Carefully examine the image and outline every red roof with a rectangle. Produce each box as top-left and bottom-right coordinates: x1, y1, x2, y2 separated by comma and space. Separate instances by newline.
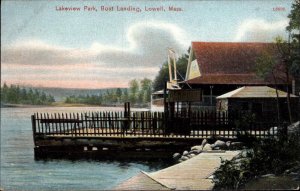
187, 74, 266, 85
186, 42, 287, 85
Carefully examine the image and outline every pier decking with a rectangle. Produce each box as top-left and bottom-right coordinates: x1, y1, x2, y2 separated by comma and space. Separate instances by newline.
114, 151, 240, 190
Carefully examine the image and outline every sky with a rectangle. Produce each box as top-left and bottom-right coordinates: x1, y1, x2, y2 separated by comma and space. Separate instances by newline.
1, 0, 293, 89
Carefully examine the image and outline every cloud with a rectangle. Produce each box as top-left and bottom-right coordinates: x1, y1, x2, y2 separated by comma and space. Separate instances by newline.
1, 63, 159, 88
2, 21, 188, 67
234, 19, 289, 42
92, 21, 188, 68
1, 40, 97, 65
1, 21, 189, 88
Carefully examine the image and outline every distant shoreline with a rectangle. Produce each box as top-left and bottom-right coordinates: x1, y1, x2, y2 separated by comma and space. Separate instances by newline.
1, 103, 115, 108
1, 102, 150, 109
1, 103, 47, 108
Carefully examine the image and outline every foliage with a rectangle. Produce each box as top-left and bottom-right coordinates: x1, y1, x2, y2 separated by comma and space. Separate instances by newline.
255, 1, 300, 123
214, 158, 251, 189
140, 78, 152, 102
286, 0, 300, 34
129, 79, 139, 104
152, 61, 169, 91
213, 135, 300, 189
65, 94, 103, 105
275, 36, 299, 78
255, 51, 283, 123
287, 0, 300, 77
255, 51, 277, 79
247, 138, 300, 175
288, 0, 300, 78
64, 78, 152, 106
152, 50, 189, 91
215, 5, 300, 187
0, 83, 55, 105
234, 112, 256, 130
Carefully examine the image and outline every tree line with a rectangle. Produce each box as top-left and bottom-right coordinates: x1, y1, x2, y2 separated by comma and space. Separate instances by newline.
64, 78, 153, 106
1, 83, 55, 105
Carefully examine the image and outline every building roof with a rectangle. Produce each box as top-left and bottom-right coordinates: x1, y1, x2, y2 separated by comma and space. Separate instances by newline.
217, 86, 298, 99
152, 90, 164, 95
187, 74, 265, 85
186, 42, 288, 85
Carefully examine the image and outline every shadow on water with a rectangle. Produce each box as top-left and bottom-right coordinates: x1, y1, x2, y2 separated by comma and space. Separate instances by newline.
34, 151, 175, 170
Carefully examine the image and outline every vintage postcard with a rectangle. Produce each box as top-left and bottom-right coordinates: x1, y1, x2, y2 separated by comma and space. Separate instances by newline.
1, 0, 299, 190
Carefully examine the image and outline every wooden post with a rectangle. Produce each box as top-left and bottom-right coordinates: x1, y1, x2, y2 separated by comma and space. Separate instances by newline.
107, 112, 110, 136
100, 112, 104, 135
74, 113, 77, 137
141, 112, 144, 136
58, 113, 62, 135
69, 113, 73, 137
164, 81, 168, 134
128, 102, 131, 118
124, 102, 127, 117
40, 113, 44, 134
154, 112, 158, 136
65, 113, 70, 136
46, 113, 50, 134
96, 112, 100, 135
31, 115, 37, 146
124, 102, 131, 118
36, 113, 40, 133
54, 113, 58, 134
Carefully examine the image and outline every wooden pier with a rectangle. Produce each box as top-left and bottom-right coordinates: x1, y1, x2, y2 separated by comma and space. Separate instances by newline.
31, 105, 282, 159
114, 151, 240, 190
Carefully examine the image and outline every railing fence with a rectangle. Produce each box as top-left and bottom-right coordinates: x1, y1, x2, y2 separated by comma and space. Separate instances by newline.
32, 110, 282, 139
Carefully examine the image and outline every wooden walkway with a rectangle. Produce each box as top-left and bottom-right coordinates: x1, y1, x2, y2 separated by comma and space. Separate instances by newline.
114, 151, 240, 190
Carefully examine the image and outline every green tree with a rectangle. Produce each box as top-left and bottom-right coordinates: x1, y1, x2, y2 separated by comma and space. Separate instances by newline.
153, 61, 169, 91
140, 78, 152, 102
256, 51, 281, 123
287, 0, 300, 80
27, 88, 34, 104
7, 85, 18, 103
1, 83, 9, 103
287, 0, 300, 41
41, 92, 47, 102
116, 88, 122, 102
129, 79, 139, 104
122, 89, 129, 102
265, 1, 300, 123
1, 84, 55, 105
20, 88, 28, 102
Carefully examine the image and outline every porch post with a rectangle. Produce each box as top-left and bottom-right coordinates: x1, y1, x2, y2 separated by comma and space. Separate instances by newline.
164, 81, 168, 134
210, 85, 214, 106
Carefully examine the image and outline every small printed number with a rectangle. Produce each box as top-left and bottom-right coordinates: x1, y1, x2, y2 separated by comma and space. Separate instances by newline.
273, 7, 285, 11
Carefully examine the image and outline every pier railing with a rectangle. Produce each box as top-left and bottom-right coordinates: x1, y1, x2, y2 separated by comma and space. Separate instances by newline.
31, 110, 281, 139
32, 111, 166, 137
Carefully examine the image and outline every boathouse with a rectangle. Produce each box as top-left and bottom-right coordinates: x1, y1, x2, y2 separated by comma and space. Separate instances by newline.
181, 42, 297, 110
216, 86, 299, 121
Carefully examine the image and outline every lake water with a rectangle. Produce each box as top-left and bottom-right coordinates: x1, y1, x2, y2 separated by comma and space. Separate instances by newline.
0, 107, 169, 190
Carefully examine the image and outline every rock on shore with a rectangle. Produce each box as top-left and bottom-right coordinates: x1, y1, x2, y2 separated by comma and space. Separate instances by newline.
173, 139, 247, 163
